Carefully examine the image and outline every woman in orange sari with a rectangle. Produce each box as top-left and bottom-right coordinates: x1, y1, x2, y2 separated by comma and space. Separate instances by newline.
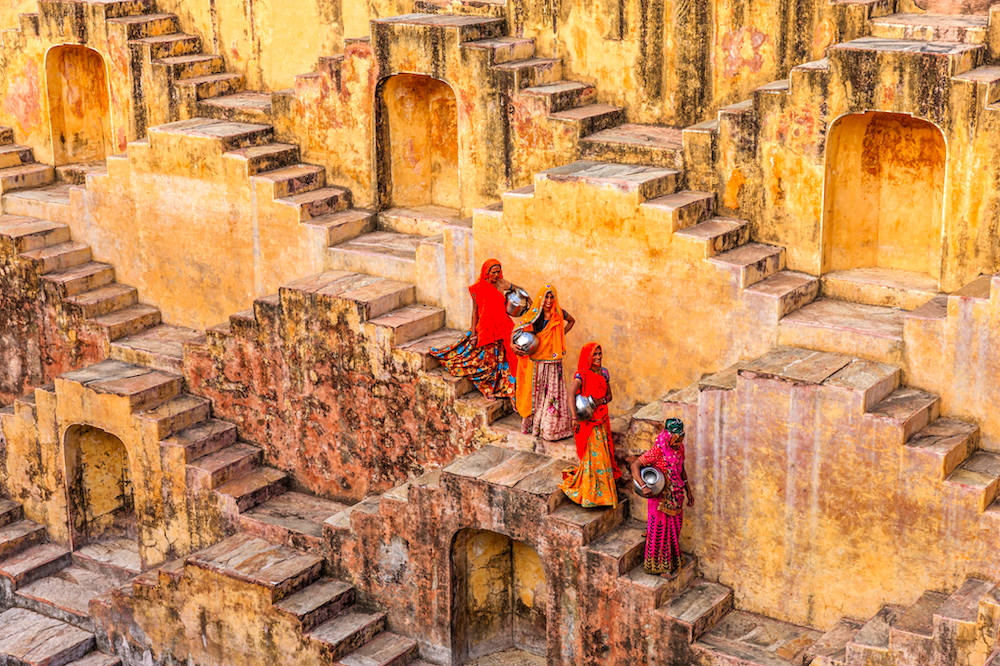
513, 285, 575, 440
431, 259, 522, 399
559, 342, 620, 507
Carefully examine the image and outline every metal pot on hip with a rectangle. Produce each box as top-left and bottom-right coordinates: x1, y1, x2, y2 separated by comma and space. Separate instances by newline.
505, 287, 531, 317
633, 467, 666, 496
511, 329, 540, 356
574, 394, 596, 421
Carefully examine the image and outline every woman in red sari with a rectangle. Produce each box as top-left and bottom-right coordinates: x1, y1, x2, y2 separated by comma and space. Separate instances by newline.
431, 259, 521, 399
559, 342, 620, 507
631, 418, 694, 577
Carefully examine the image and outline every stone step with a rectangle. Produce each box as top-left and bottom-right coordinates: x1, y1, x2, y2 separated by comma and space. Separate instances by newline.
778, 299, 905, 362
274, 577, 355, 633
79, 0, 155, 19
0, 608, 94, 666
309, 610, 387, 661
870, 13, 987, 44
585, 519, 646, 578
0, 215, 70, 253
622, 553, 698, 610
328, 232, 421, 285
0, 498, 24, 527
378, 205, 467, 237
198, 92, 273, 123
946, 451, 1000, 511
661, 579, 734, 645
0, 520, 47, 560
16, 565, 121, 630
129, 32, 201, 59
694, 610, 822, 666
365, 304, 446, 347
215, 466, 289, 513
176, 71, 246, 100
186, 533, 323, 603
19, 241, 91, 274
188, 442, 263, 489
549, 104, 625, 136
421, 367, 475, 400
642, 190, 715, 232
454, 390, 513, 425
57, 360, 182, 411
226, 142, 299, 176
110, 324, 206, 373
867, 387, 941, 443
0, 144, 34, 169
161, 418, 238, 463
135, 392, 211, 440
905, 418, 979, 481
521, 81, 596, 113
820, 268, 940, 311
239, 491, 349, 551
828, 37, 984, 77
253, 163, 326, 199
65, 653, 121, 666
492, 56, 562, 89
536, 160, 680, 202
282, 270, 416, 321
549, 495, 628, 545
151, 119, 271, 152
462, 36, 536, 65
802, 617, 863, 666
42, 262, 115, 298
154, 53, 225, 79
0, 543, 72, 590
63, 283, 137, 319
846, 605, 906, 665
336, 631, 418, 666
889, 590, 949, 662
307, 208, 377, 247
90, 304, 162, 341
71, 538, 141, 583
2, 185, 74, 221
582, 123, 685, 169
106, 13, 178, 39
489, 412, 576, 461
278, 186, 353, 221
370, 13, 504, 43
675, 217, 750, 257
54, 163, 106, 186
709, 243, 785, 289
743, 271, 820, 318
935, 578, 998, 644
955, 65, 1000, 108
394, 327, 464, 371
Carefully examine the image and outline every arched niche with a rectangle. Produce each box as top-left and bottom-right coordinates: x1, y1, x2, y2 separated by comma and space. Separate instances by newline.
45, 44, 113, 166
63, 424, 137, 551
379, 73, 460, 210
821, 111, 946, 282
451, 529, 547, 664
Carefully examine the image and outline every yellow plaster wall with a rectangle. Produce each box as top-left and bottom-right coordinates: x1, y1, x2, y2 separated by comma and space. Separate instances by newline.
45, 45, 113, 165
67, 425, 135, 543
512, 539, 546, 654
0, 1, 37, 30
823, 112, 945, 277
466, 529, 514, 657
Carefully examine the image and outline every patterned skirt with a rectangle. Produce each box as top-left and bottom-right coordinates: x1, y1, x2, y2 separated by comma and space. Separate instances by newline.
430, 334, 515, 400
644, 501, 683, 575
525, 361, 574, 441
558, 422, 618, 508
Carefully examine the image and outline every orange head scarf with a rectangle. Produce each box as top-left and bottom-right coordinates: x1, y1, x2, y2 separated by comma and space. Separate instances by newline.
513, 285, 566, 417
468, 259, 513, 350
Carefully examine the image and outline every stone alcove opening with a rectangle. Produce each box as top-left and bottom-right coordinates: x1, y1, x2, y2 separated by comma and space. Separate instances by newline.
45, 44, 113, 167
63, 424, 140, 571
378, 73, 460, 212
451, 529, 547, 665
822, 111, 946, 286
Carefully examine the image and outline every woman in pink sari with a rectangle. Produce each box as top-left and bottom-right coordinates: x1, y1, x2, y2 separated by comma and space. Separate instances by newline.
630, 418, 694, 577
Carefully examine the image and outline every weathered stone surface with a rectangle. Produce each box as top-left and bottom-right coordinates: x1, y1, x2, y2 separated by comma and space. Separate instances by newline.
0, 608, 94, 666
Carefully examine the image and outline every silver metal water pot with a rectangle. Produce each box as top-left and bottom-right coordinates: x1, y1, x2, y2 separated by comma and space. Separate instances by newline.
574, 394, 596, 421
505, 287, 531, 317
511, 329, 540, 356
633, 467, 666, 496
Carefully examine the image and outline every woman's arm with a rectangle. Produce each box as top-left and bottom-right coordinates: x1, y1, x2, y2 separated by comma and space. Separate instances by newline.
630, 457, 654, 497
569, 377, 582, 420
563, 310, 575, 334
602, 382, 613, 407
469, 295, 479, 342
683, 463, 694, 506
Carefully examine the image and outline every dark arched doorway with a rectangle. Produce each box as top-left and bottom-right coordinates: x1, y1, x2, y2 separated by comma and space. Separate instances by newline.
822, 112, 946, 283
451, 529, 547, 664
380, 74, 460, 210
45, 45, 113, 166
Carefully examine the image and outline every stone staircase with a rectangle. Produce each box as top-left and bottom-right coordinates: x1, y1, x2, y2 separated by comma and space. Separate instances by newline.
0, 126, 55, 196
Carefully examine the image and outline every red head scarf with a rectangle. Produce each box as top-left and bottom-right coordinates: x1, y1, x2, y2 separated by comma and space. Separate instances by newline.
468, 260, 516, 361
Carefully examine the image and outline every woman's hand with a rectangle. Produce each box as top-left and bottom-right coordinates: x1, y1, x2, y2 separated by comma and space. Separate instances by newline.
639, 484, 655, 498
468, 331, 478, 344
686, 488, 695, 507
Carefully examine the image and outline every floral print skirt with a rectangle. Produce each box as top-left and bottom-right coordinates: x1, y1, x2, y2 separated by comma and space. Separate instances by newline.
524, 361, 574, 441
430, 335, 515, 400
559, 421, 618, 507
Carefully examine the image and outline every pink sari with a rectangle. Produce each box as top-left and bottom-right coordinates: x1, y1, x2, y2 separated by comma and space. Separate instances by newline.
637, 430, 686, 575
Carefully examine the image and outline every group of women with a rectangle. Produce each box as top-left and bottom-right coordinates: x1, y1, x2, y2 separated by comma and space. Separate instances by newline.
430, 259, 693, 578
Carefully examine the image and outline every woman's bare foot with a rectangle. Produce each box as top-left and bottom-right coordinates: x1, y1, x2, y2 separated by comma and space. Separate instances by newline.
521, 415, 532, 434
